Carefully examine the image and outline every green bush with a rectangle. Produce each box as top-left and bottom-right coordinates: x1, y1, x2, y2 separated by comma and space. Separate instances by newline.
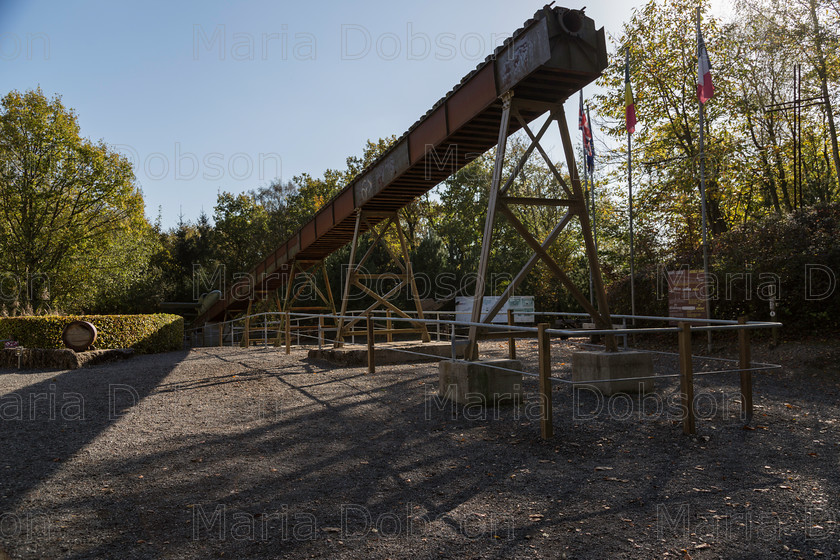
606, 268, 668, 320
602, 203, 840, 332
713, 203, 840, 330
0, 314, 183, 353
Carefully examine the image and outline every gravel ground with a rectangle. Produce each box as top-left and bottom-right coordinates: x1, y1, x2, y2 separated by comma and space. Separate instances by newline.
0, 336, 839, 559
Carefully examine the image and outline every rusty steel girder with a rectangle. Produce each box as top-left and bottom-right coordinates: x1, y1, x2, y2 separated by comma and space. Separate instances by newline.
198, 5, 607, 325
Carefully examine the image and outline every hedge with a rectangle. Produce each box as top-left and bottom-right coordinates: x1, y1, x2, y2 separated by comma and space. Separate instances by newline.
712, 203, 840, 330
603, 203, 840, 332
0, 314, 183, 354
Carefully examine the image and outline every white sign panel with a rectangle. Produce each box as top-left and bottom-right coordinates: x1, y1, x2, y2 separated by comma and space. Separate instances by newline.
455, 296, 535, 324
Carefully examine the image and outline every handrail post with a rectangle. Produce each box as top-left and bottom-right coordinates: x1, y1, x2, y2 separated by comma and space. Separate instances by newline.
678, 322, 696, 435
386, 310, 393, 343
319, 315, 325, 349
218, 322, 223, 347
285, 310, 291, 355
738, 316, 753, 424
367, 312, 375, 374
508, 309, 517, 359
538, 323, 553, 439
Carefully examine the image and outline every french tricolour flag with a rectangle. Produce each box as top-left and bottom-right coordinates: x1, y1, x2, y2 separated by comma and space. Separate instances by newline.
697, 26, 714, 103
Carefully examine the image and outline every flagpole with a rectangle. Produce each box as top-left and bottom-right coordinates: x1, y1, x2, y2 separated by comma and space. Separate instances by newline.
626, 47, 636, 325
628, 127, 635, 325
587, 105, 598, 270
697, 7, 712, 352
581, 95, 594, 306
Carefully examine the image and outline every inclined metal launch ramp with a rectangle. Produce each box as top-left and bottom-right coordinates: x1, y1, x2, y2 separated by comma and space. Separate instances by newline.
197, 5, 608, 325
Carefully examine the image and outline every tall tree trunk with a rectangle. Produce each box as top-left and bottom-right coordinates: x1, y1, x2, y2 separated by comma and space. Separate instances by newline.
768, 120, 793, 211
809, 0, 840, 191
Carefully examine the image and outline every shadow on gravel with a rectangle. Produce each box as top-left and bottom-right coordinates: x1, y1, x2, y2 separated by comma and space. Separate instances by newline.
33, 355, 534, 558
8, 346, 840, 559
0, 351, 189, 518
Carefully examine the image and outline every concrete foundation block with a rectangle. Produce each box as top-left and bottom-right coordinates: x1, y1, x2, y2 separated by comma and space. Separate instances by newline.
309, 341, 464, 367
571, 351, 654, 396
438, 359, 523, 406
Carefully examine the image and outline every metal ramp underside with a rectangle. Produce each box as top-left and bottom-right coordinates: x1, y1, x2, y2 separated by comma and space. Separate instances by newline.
197, 5, 607, 324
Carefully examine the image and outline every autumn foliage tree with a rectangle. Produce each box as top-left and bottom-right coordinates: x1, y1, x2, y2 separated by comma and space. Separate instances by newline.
0, 88, 146, 313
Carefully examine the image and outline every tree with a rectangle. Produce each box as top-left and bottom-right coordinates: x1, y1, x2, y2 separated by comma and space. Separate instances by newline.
212, 192, 272, 280
596, 0, 738, 236
736, 0, 840, 195
0, 88, 144, 312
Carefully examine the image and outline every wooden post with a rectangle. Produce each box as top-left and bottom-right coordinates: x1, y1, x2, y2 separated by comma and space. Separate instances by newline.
242, 301, 252, 348
537, 323, 553, 439
276, 265, 295, 347
319, 314, 325, 348
218, 322, 224, 347
507, 309, 516, 359
285, 309, 291, 355
678, 322, 696, 435
386, 310, 393, 343
738, 316, 753, 423
367, 312, 375, 374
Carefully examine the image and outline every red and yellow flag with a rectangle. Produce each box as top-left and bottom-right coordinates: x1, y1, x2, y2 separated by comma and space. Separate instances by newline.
624, 48, 636, 134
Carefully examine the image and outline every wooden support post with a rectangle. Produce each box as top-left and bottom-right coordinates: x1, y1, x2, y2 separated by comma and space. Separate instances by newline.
386, 310, 393, 343
738, 316, 753, 423
678, 322, 696, 435
367, 312, 375, 374
538, 323, 553, 439
273, 289, 284, 347
507, 309, 516, 359
285, 308, 291, 355
319, 314, 325, 348
242, 301, 252, 347
218, 322, 224, 347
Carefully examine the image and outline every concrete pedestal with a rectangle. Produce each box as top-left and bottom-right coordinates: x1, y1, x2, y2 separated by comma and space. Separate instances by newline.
309, 341, 465, 366
571, 351, 654, 396
438, 359, 523, 406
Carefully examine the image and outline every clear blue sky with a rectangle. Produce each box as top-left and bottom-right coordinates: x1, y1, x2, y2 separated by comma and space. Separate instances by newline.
2, 0, 684, 228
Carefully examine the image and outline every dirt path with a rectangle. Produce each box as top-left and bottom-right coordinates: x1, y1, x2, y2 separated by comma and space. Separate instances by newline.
0, 339, 838, 559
